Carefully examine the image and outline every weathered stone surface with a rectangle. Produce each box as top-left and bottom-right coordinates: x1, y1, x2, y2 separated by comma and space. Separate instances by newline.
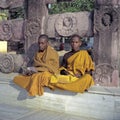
11, 18, 24, 41
0, 54, 14, 73
93, 5, 120, 87
0, 20, 13, 41
8, 0, 24, 8
12, 54, 29, 72
0, 53, 29, 73
45, 0, 56, 4
93, 63, 119, 87
46, 12, 93, 37
95, 0, 120, 6
0, 19, 24, 41
0, 19, 24, 53
0, 0, 24, 9
0, 0, 8, 8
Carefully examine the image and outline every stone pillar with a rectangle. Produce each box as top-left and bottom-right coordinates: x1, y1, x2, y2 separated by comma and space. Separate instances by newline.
93, 0, 120, 87
24, 0, 56, 65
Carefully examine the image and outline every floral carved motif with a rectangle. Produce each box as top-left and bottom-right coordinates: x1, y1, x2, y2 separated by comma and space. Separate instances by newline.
93, 63, 114, 86
0, 54, 14, 73
55, 13, 77, 36
0, 21, 13, 41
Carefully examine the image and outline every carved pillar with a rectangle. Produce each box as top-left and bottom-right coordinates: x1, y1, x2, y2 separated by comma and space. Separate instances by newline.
93, 1, 120, 87
24, 0, 56, 65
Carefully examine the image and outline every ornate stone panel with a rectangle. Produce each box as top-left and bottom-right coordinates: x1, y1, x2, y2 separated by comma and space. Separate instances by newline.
0, 54, 14, 73
94, 6, 119, 32
46, 12, 93, 37
24, 19, 41, 65
0, 21, 13, 41
55, 13, 77, 36
0, 54, 29, 73
0, 19, 24, 41
24, 19, 41, 44
93, 63, 119, 87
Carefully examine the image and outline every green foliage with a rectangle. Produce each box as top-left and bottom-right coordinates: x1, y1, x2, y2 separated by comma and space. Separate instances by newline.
9, 7, 24, 19
49, 0, 95, 14
0, 10, 8, 21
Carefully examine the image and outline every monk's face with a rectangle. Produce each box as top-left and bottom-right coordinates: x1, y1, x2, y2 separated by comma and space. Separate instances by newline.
70, 37, 82, 51
38, 38, 48, 51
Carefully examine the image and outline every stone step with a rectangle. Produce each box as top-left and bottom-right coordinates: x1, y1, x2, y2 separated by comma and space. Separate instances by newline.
0, 73, 120, 120
0, 103, 97, 120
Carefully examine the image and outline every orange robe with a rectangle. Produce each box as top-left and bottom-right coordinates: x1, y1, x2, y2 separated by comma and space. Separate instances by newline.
50, 50, 95, 93
13, 46, 59, 96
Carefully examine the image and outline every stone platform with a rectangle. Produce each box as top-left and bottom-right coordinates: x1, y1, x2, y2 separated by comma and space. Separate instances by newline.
0, 103, 97, 120
0, 73, 120, 120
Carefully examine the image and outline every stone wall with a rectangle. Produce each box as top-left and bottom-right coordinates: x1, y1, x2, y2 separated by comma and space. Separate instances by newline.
95, 0, 120, 6
0, 0, 24, 9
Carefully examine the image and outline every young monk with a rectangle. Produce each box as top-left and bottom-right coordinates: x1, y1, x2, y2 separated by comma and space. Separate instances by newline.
50, 34, 95, 93
13, 34, 59, 96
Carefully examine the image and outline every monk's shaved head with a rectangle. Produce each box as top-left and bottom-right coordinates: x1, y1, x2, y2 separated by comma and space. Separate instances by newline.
38, 34, 49, 42
70, 34, 82, 51
70, 34, 82, 42
38, 34, 49, 52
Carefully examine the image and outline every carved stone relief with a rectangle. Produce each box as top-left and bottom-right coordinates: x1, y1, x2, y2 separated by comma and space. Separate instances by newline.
24, 19, 41, 43
24, 19, 41, 66
46, 12, 93, 37
0, 21, 13, 41
0, 54, 29, 73
55, 13, 77, 36
0, 54, 14, 73
0, 19, 24, 42
24, 18, 41, 57
93, 63, 114, 86
94, 6, 119, 32
93, 63, 119, 87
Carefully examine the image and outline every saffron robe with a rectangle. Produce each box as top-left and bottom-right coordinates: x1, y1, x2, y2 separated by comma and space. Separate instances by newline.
50, 50, 95, 93
13, 46, 59, 96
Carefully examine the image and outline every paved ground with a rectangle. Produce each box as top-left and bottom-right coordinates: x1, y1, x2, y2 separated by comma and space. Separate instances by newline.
0, 103, 98, 120
0, 73, 120, 120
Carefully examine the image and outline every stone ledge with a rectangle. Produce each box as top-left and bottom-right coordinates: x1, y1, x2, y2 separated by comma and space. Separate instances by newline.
88, 86, 120, 96
0, 72, 120, 97
0, 83, 120, 120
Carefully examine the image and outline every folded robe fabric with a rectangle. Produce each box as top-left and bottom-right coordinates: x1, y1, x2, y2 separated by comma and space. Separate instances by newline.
50, 50, 95, 93
13, 46, 59, 96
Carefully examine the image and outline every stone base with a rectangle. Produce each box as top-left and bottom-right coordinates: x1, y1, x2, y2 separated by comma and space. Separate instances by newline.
0, 73, 120, 120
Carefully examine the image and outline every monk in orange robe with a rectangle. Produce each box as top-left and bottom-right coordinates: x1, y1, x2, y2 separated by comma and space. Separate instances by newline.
50, 34, 95, 93
14, 34, 59, 96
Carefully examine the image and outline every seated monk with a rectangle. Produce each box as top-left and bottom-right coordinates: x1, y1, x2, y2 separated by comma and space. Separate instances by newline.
50, 34, 95, 93
13, 34, 59, 96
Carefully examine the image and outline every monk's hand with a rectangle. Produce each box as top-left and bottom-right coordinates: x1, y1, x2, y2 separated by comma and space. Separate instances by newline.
24, 70, 32, 75
60, 70, 69, 75
25, 67, 37, 75
75, 73, 82, 78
